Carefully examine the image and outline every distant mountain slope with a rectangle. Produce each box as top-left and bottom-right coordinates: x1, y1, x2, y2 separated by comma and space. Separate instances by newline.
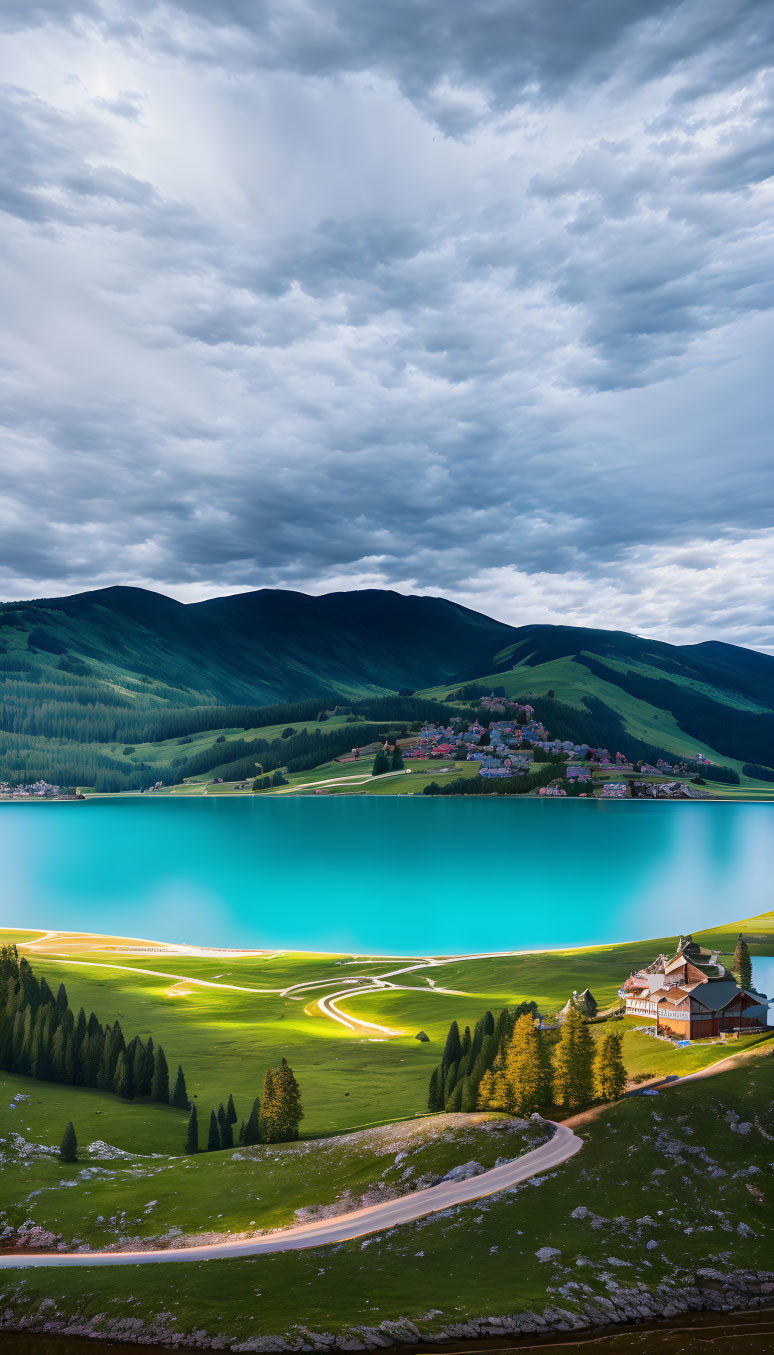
2, 585, 773, 789
1, 585, 515, 705
425, 624, 774, 777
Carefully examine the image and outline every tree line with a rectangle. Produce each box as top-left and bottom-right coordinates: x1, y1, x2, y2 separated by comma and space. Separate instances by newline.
0, 946, 189, 1107
429, 1006, 626, 1117
186, 1059, 304, 1154
0, 691, 341, 746
427, 1003, 540, 1112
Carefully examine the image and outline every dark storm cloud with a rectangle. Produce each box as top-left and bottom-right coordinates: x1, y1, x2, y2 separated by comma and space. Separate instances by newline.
0, 0, 773, 645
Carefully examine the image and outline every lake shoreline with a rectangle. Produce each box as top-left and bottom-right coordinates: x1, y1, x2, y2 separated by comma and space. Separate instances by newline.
1, 1294, 773, 1354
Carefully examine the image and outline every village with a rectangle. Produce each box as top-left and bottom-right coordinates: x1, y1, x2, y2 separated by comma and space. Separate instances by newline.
400, 695, 714, 799
0, 780, 83, 801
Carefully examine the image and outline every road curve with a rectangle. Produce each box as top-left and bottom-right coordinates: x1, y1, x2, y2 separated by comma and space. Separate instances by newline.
0, 1122, 583, 1269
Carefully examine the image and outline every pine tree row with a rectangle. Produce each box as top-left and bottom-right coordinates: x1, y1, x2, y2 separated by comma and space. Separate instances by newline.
426, 1003, 539, 1114
185, 1059, 303, 1153
0, 945, 190, 1109
429, 1005, 628, 1118
479, 1009, 626, 1113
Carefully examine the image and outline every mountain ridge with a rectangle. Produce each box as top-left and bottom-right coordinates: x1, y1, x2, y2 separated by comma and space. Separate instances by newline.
2, 584, 774, 789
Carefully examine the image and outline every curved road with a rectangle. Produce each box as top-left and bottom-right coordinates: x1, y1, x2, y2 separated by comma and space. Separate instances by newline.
0, 1122, 583, 1269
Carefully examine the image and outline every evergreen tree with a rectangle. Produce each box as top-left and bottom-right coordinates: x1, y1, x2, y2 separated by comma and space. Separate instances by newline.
81, 1029, 104, 1086
553, 1007, 595, 1110
112, 1050, 131, 1098
441, 1020, 462, 1069
446, 1080, 463, 1112
476, 1067, 497, 1109
427, 1066, 444, 1112
172, 1064, 190, 1110
460, 1025, 472, 1061
260, 1067, 276, 1142
185, 1103, 199, 1154
594, 1030, 627, 1101
371, 749, 390, 776
238, 1119, 246, 1145
130, 1038, 147, 1097
226, 1092, 237, 1124
443, 1059, 460, 1107
19, 1006, 34, 1075
460, 1074, 478, 1112
272, 1058, 303, 1141
11, 1008, 26, 1073
499, 1012, 551, 1115
243, 1095, 263, 1146
56, 982, 68, 1012
207, 1109, 220, 1151
390, 745, 404, 771
30, 1011, 47, 1080
139, 1036, 155, 1096
733, 935, 753, 991
59, 1121, 77, 1163
217, 1102, 233, 1149
151, 1044, 170, 1103
96, 1036, 113, 1091
63, 1032, 75, 1085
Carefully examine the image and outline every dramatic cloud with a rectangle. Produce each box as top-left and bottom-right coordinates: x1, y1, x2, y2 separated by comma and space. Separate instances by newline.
1, 0, 773, 646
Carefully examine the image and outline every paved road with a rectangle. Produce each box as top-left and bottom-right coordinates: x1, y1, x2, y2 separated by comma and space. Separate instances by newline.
0, 1122, 583, 1269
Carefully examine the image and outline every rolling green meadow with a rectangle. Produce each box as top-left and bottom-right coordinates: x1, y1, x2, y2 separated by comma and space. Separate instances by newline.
1, 1052, 772, 1345
1, 912, 772, 1346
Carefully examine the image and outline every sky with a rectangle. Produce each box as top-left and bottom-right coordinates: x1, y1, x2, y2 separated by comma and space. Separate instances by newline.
2, 0, 773, 651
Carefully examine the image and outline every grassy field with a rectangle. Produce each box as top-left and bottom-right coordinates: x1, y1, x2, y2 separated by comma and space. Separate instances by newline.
0, 1106, 543, 1248
1, 912, 771, 1157
2, 1048, 772, 1346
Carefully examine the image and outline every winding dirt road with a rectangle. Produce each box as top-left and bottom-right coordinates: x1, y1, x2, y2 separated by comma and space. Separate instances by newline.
0, 1122, 583, 1269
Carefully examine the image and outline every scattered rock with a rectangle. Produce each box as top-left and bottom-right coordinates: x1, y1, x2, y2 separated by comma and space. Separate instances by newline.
440, 1162, 485, 1184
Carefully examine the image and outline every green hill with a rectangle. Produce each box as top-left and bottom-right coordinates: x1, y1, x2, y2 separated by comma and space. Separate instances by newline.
420, 623, 774, 784
2, 586, 773, 791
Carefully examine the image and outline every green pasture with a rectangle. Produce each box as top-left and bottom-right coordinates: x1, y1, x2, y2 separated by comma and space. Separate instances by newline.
1, 912, 770, 1158
94, 715, 364, 774
3, 1049, 772, 1345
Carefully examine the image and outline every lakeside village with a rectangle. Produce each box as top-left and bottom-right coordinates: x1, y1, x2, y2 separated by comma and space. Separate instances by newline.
0, 693, 722, 800
398, 696, 714, 798
0, 780, 84, 801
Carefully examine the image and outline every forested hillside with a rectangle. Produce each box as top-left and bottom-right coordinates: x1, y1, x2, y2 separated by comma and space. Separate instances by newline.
2, 586, 773, 791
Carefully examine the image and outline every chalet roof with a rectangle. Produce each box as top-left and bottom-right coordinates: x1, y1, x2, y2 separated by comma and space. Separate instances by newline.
652, 986, 692, 1005
685, 978, 753, 1013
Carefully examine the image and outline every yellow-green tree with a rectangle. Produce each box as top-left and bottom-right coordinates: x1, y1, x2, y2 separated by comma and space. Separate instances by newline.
476, 1067, 497, 1109
273, 1057, 304, 1141
594, 1030, 627, 1101
499, 1012, 552, 1115
553, 1006, 595, 1109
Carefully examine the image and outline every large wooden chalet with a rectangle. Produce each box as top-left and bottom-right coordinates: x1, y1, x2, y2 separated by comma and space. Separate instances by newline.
621, 935, 769, 1039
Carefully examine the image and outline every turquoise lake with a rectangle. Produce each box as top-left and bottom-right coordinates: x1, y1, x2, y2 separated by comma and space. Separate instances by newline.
2, 798, 773, 954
